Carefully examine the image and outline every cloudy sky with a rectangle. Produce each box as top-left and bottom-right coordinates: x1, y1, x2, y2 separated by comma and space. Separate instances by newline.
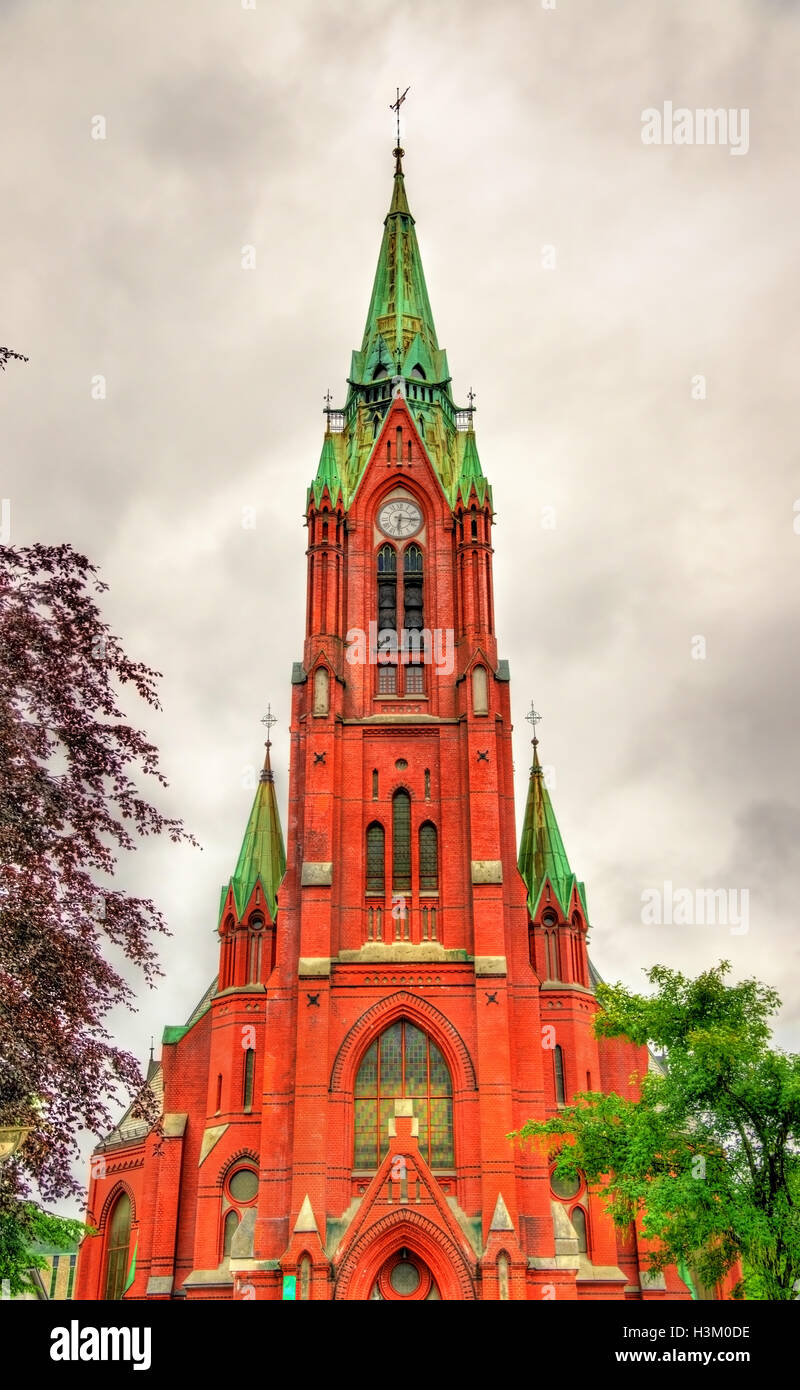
3, 0, 798, 1214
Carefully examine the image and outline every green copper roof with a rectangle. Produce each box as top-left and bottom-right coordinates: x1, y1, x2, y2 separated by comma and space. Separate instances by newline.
220, 748, 286, 923
456, 426, 490, 507
518, 744, 587, 919
357, 166, 441, 376
309, 154, 489, 514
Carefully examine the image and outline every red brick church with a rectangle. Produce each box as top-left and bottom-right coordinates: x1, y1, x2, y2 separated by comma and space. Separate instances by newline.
76, 143, 692, 1302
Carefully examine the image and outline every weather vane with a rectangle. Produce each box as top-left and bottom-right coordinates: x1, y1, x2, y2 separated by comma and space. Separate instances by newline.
390, 85, 410, 170
323, 388, 333, 422
525, 702, 542, 745
467, 387, 477, 417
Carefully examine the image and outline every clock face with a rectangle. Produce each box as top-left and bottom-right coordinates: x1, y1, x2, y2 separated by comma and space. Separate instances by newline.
378, 499, 422, 539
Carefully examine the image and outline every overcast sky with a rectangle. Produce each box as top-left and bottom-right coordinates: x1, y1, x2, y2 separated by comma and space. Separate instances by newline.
3, 0, 798, 1215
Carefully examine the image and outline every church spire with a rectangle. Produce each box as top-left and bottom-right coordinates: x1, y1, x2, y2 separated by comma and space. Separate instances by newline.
354, 142, 444, 385
219, 714, 286, 924
518, 706, 587, 920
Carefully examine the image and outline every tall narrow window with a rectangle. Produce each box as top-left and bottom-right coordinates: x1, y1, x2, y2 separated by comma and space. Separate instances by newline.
372, 768, 379, 799
403, 544, 423, 632
377, 544, 397, 637
215, 1072, 223, 1113
49, 1257, 60, 1299
392, 790, 411, 893
223, 1208, 240, 1257
554, 1044, 566, 1104
354, 1022, 453, 1169
472, 665, 488, 715
313, 666, 329, 716
243, 1048, 255, 1110
419, 822, 438, 892
299, 1253, 311, 1300
571, 1206, 588, 1254
66, 1254, 76, 1299
372, 413, 380, 439
103, 1192, 132, 1301
366, 822, 385, 896
497, 1252, 510, 1301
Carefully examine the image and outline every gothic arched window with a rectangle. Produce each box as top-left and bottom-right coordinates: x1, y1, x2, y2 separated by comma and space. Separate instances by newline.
104, 1191, 132, 1301
366, 822, 385, 896
243, 1048, 255, 1110
472, 665, 488, 715
554, 1044, 566, 1104
313, 665, 329, 716
221, 1164, 258, 1260
392, 790, 411, 893
419, 822, 438, 892
377, 544, 397, 636
571, 1206, 588, 1254
353, 1021, 453, 1170
403, 544, 423, 633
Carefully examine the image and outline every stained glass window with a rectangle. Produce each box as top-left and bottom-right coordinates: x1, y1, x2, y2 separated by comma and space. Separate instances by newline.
366, 822, 385, 895
419, 822, 438, 892
353, 1022, 453, 1170
392, 791, 411, 893
104, 1192, 131, 1301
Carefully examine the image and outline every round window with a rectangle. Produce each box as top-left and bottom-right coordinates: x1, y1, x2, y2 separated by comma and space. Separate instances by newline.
390, 1261, 420, 1296
550, 1170, 581, 1200
395, 758, 408, 771
228, 1168, 258, 1203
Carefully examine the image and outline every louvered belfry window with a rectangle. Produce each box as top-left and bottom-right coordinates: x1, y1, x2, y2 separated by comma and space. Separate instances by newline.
392, 790, 411, 893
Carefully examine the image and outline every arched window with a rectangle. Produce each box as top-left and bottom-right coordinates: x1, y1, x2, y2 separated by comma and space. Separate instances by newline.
377, 544, 397, 638
418, 414, 425, 439
366, 822, 385, 896
243, 1048, 255, 1110
313, 665, 329, 716
103, 1191, 132, 1301
411, 363, 426, 379
223, 1208, 240, 1257
497, 1251, 510, 1300
392, 790, 411, 893
372, 768, 379, 799
215, 1072, 222, 1113
372, 363, 388, 380
403, 544, 423, 632
472, 665, 488, 715
554, 1044, 566, 1104
419, 822, 438, 892
221, 1163, 258, 1260
571, 1206, 588, 1254
354, 1021, 453, 1169
372, 413, 380, 439
299, 1253, 312, 1300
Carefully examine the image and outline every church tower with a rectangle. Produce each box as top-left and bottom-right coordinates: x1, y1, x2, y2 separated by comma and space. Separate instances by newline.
75, 142, 692, 1302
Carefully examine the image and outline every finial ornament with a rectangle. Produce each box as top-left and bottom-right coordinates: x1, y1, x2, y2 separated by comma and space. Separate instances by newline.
467, 387, 477, 420
525, 702, 542, 745
260, 705, 278, 782
390, 85, 410, 170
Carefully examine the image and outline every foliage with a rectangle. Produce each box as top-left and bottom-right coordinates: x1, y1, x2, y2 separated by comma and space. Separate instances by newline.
0, 1200, 89, 1298
0, 543, 194, 1214
512, 962, 800, 1300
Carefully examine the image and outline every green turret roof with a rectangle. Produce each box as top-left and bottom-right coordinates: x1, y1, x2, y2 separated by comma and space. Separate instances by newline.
518, 743, 587, 919
456, 426, 490, 507
219, 745, 286, 923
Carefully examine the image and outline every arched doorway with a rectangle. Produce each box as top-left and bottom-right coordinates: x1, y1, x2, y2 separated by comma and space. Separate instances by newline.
369, 1248, 440, 1300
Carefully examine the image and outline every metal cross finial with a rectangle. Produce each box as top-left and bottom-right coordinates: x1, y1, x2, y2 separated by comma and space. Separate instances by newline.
261, 704, 277, 749
390, 85, 410, 170
525, 702, 542, 744
323, 388, 333, 420
467, 387, 476, 411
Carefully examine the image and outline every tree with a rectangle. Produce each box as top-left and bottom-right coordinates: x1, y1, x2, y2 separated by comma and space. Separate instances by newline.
512, 961, 800, 1300
0, 347, 29, 371
0, 1201, 86, 1299
0, 543, 194, 1284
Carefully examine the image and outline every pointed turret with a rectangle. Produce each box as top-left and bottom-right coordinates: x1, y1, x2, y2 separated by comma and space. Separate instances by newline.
518, 740, 587, 920
219, 742, 286, 924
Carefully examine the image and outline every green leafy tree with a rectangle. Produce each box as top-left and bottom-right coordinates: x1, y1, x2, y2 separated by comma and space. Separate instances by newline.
512, 962, 800, 1300
0, 1202, 88, 1299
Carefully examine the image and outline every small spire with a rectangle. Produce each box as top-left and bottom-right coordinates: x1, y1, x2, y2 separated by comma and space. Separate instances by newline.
260, 705, 277, 783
